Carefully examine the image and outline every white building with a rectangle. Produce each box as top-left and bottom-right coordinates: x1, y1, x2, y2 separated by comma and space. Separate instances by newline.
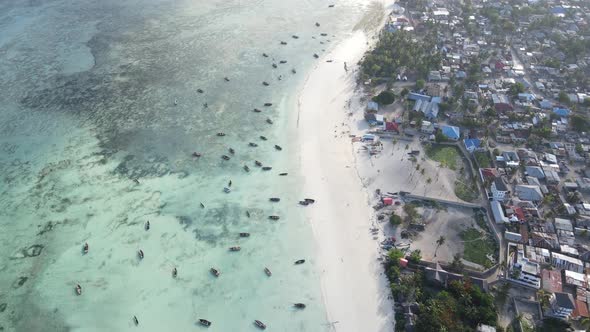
551, 252, 584, 273
491, 177, 509, 201
508, 245, 541, 289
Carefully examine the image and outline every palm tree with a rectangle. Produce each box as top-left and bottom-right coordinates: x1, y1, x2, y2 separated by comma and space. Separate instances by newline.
434, 236, 445, 257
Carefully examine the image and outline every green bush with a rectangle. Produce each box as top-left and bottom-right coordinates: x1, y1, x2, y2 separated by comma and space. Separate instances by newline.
372, 90, 396, 105
390, 213, 402, 225
409, 249, 422, 264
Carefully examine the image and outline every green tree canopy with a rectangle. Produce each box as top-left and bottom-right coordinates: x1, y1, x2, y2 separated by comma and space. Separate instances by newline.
372, 90, 396, 105
571, 114, 590, 132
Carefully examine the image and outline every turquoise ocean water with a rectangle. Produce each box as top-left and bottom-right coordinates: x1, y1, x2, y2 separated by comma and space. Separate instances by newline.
0, 0, 377, 331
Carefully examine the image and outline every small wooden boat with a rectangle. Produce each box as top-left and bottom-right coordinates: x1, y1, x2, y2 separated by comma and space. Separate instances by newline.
269, 198, 280, 202
138, 250, 144, 260
224, 187, 231, 193
326, 60, 333, 63
240, 232, 250, 237
294, 259, 305, 264
224, 77, 230, 82
320, 33, 328, 36
200, 202, 205, 208
266, 118, 273, 124
253, 108, 262, 113
260, 136, 267, 141
197, 89, 204, 93
264, 267, 272, 276
192, 152, 202, 157
269, 215, 280, 220
229, 148, 235, 154
264, 103, 272, 107
255, 160, 262, 167
315, 22, 320, 27
249, 142, 258, 147
304, 198, 315, 204
133, 316, 139, 326
217, 132, 226, 136
244, 165, 250, 172
254, 320, 266, 330
262, 81, 269, 86
294, 303, 306, 309
210, 268, 220, 277
299, 200, 309, 206
280, 41, 287, 45
292, 35, 299, 39
172, 267, 178, 278
75, 284, 82, 295
313, 53, 319, 58
229, 246, 241, 252
262, 166, 272, 171
274, 145, 282, 151
328, 4, 334, 7
291, 69, 296, 74
279, 172, 288, 176
199, 319, 212, 327
272, 63, 277, 68
279, 60, 287, 64
83, 242, 89, 254
246, 211, 251, 218
145, 221, 150, 231
262, 53, 269, 57
222, 155, 230, 160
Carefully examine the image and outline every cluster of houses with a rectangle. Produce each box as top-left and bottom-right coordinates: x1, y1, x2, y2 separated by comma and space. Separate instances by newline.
479, 145, 590, 321
382, 0, 590, 328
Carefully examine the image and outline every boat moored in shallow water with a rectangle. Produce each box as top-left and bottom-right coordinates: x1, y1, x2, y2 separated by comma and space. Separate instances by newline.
264, 267, 272, 276
199, 319, 211, 327
254, 320, 266, 330
295, 259, 305, 264
75, 284, 82, 295
210, 268, 220, 277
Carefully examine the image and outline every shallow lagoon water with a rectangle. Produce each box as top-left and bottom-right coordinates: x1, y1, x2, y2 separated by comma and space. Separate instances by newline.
0, 0, 375, 330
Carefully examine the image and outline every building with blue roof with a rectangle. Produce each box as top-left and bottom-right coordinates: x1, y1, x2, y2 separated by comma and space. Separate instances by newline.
441, 125, 460, 140
464, 138, 482, 153
367, 101, 379, 112
553, 108, 571, 117
539, 100, 552, 109
407, 92, 431, 102
518, 93, 536, 102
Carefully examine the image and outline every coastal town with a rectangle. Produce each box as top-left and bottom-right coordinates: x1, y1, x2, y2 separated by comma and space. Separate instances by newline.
353, 0, 590, 330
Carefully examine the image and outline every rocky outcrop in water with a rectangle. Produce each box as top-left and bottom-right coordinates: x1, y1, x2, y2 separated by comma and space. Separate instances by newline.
10, 245, 44, 259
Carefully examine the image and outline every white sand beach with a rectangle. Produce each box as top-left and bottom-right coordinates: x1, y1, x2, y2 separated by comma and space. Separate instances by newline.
297, 30, 394, 331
